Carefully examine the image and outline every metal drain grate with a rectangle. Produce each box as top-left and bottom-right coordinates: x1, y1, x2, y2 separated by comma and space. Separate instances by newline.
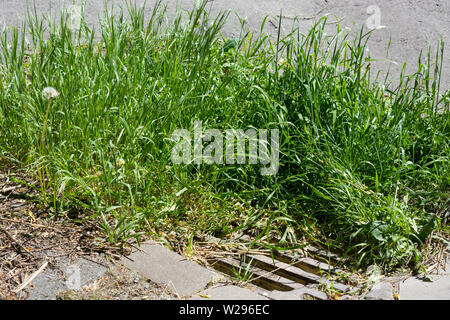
203, 237, 351, 300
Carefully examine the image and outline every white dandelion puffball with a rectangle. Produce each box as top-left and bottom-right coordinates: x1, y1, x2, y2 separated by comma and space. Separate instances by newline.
42, 87, 59, 100
117, 158, 125, 168
277, 57, 286, 66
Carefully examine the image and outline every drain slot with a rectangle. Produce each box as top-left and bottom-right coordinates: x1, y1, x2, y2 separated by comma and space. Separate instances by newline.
243, 254, 349, 293
242, 254, 321, 286
207, 257, 298, 292
208, 253, 349, 294
272, 252, 342, 276
303, 245, 345, 265
201, 236, 351, 298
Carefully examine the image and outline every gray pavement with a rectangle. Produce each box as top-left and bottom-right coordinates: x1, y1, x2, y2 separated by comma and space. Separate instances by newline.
28, 257, 107, 300
189, 285, 268, 300
121, 241, 225, 298
399, 275, 450, 300
0, 0, 449, 90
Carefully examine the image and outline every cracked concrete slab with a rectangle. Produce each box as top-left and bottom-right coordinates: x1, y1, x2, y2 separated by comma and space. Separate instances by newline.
364, 281, 394, 300
28, 257, 108, 300
121, 241, 223, 298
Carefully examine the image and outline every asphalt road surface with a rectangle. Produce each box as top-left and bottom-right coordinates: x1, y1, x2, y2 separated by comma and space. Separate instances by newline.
0, 0, 449, 91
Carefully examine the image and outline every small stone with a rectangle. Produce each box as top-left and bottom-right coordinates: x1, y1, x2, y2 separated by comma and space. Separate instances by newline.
364, 282, 394, 300
366, 265, 381, 276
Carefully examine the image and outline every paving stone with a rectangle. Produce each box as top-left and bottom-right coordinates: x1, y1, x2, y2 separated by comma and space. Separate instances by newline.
189, 285, 268, 300
28, 268, 66, 300
121, 241, 222, 297
28, 257, 107, 300
64, 258, 107, 289
399, 276, 450, 300
266, 288, 328, 300
364, 282, 394, 300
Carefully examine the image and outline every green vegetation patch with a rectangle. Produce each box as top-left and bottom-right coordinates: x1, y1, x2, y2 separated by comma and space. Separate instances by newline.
0, 1, 448, 271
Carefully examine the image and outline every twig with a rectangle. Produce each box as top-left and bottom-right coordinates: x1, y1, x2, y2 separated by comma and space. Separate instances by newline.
0, 217, 62, 231
0, 227, 35, 258
425, 263, 438, 274
13, 261, 48, 293
0, 185, 21, 194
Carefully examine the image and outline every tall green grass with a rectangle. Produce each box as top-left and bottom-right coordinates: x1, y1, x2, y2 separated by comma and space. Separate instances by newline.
0, 0, 448, 270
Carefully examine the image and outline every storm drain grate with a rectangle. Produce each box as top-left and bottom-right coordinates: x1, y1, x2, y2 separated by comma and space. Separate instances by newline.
203, 237, 351, 300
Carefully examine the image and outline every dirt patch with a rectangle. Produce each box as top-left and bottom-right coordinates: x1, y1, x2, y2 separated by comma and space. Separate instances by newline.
0, 170, 123, 299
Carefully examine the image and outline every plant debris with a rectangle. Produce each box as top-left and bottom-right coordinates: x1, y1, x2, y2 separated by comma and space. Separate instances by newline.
0, 170, 127, 299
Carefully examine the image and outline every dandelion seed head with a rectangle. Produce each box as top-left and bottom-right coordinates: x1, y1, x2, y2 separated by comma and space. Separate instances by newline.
42, 87, 59, 100
117, 158, 125, 168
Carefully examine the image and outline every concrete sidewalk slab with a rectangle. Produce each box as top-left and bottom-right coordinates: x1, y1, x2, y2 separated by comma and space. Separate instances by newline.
189, 284, 268, 300
266, 288, 328, 300
121, 241, 223, 297
399, 275, 450, 300
364, 282, 394, 300
28, 257, 108, 300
